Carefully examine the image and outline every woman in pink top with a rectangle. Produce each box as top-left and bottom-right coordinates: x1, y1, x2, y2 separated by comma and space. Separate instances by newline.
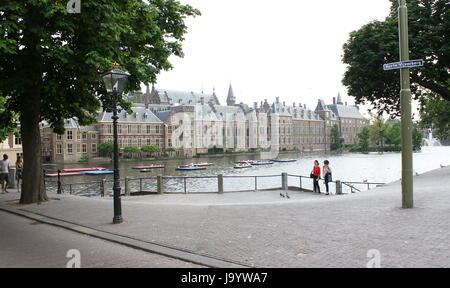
311, 160, 321, 193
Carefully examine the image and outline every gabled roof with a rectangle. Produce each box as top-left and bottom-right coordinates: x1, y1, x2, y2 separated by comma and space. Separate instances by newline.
153, 88, 220, 106
326, 104, 364, 119
97, 106, 162, 123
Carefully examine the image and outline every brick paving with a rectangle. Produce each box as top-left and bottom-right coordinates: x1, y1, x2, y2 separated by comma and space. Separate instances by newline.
1, 166, 449, 267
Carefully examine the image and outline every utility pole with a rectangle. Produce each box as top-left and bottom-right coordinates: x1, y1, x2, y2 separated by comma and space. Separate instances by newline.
398, 0, 414, 208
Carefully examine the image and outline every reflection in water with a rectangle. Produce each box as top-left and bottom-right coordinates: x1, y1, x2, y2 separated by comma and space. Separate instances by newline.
45, 146, 450, 196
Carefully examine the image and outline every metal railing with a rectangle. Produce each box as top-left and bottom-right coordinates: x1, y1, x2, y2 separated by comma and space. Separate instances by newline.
43, 169, 385, 197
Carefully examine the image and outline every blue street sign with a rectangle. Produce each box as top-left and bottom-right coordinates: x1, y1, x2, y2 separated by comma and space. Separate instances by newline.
383, 59, 424, 71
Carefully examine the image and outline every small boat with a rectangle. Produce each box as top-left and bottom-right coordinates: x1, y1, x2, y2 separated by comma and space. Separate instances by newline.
234, 164, 252, 169
235, 160, 255, 164
63, 167, 106, 172
176, 166, 207, 171
270, 159, 297, 163
251, 161, 274, 166
45, 172, 84, 177
132, 165, 165, 170
83, 170, 114, 175
192, 163, 214, 167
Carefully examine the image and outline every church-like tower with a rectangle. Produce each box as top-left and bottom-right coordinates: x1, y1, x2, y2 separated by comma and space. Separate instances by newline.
226, 84, 236, 106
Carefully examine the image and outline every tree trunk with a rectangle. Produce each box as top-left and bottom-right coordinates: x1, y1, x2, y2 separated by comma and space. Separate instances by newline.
19, 92, 48, 204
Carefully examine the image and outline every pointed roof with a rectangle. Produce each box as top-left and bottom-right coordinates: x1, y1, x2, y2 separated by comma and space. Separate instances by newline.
227, 84, 236, 102
337, 92, 343, 105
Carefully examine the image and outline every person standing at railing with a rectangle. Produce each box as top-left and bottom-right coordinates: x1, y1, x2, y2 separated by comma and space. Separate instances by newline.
311, 160, 321, 193
323, 160, 332, 195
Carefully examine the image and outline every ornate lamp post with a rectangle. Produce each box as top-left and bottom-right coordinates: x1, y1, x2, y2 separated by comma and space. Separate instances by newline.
102, 67, 130, 224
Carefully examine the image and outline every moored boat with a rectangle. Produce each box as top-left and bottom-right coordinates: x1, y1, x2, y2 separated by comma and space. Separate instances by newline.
235, 160, 255, 164
251, 161, 274, 165
62, 167, 106, 172
45, 172, 84, 177
192, 162, 214, 167
83, 170, 114, 175
132, 165, 165, 169
176, 166, 207, 171
234, 163, 252, 169
270, 159, 297, 163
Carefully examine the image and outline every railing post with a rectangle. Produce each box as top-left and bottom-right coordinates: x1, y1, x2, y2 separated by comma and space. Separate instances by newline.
254, 176, 258, 191
101, 179, 106, 197
336, 180, 342, 195
218, 174, 224, 194
184, 177, 187, 194
57, 169, 62, 194
282, 173, 288, 191
69, 184, 72, 195
140, 178, 143, 193
125, 177, 130, 196
157, 175, 164, 194
299, 176, 302, 190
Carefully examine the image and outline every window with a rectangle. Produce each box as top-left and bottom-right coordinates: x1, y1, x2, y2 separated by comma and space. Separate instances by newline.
147, 138, 151, 145
147, 125, 151, 134
168, 139, 172, 147
137, 125, 141, 134
82, 132, 87, 140
91, 133, 96, 139
168, 126, 173, 134
15, 137, 22, 145
67, 130, 73, 140
118, 125, 122, 135
56, 134, 62, 141
76, 144, 81, 153
92, 144, 97, 153
67, 144, 73, 154
82, 144, 87, 153
56, 144, 62, 154
77, 132, 81, 140
128, 125, 132, 134
156, 126, 160, 134
108, 125, 112, 134
156, 139, 160, 147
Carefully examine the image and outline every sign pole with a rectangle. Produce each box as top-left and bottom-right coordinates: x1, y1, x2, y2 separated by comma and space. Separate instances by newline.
398, 0, 414, 208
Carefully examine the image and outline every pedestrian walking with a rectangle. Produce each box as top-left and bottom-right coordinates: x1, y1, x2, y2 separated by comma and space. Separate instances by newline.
311, 160, 321, 193
323, 160, 332, 195
16, 156, 23, 193
1, 154, 10, 194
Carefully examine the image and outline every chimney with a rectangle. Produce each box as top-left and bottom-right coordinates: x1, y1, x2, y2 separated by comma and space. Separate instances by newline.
333, 97, 336, 105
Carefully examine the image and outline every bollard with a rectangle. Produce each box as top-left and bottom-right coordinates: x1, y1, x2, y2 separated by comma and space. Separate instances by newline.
101, 179, 106, 197
282, 172, 288, 191
157, 175, 164, 194
8, 167, 16, 189
336, 180, 342, 195
125, 177, 130, 196
218, 174, 224, 194
57, 169, 62, 194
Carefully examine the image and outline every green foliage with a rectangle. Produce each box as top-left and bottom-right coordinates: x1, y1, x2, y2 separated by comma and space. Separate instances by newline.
385, 121, 401, 146
420, 94, 450, 139
342, 0, 450, 117
368, 116, 389, 148
0, 95, 18, 141
78, 156, 89, 163
412, 124, 423, 151
356, 126, 370, 153
141, 144, 160, 154
124, 146, 141, 153
330, 124, 342, 151
98, 141, 114, 155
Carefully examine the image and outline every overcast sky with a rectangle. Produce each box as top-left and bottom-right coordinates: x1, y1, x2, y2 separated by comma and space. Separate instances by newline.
152, 0, 392, 112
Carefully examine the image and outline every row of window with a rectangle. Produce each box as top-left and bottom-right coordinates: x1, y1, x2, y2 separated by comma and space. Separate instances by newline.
56, 143, 97, 155
56, 131, 97, 141
110, 125, 162, 135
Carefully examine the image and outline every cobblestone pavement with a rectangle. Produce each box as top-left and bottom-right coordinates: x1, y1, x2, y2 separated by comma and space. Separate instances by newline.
1, 166, 449, 267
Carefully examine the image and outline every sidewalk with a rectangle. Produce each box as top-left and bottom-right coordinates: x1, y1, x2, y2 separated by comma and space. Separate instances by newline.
1, 166, 450, 267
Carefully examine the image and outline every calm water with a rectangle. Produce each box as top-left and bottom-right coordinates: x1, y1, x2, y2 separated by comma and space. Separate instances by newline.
47, 146, 450, 195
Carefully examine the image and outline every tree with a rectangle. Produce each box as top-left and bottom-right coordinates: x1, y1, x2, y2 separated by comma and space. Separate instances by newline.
419, 93, 450, 139
141, 144, 160, 157
330, 124, 342, 151
342, 0, 449, 117
369, 116, 389, 151
412, 123, 423, 151
0, 1, 199, 204
98, 141, 114, 158
356, 127, 370, 153
0, 95, 17, 141
124, 145, 140, 158
385, 121, 402, 146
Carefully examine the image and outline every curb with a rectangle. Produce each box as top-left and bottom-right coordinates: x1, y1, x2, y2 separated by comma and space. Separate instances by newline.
0, 205, 249, 268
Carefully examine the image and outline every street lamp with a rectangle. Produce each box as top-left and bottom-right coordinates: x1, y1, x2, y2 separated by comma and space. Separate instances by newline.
102, 67, 130, 224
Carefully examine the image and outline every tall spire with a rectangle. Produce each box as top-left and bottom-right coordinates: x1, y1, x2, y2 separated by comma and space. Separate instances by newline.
337, 92, 343, 105
227, 83, 236, 106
